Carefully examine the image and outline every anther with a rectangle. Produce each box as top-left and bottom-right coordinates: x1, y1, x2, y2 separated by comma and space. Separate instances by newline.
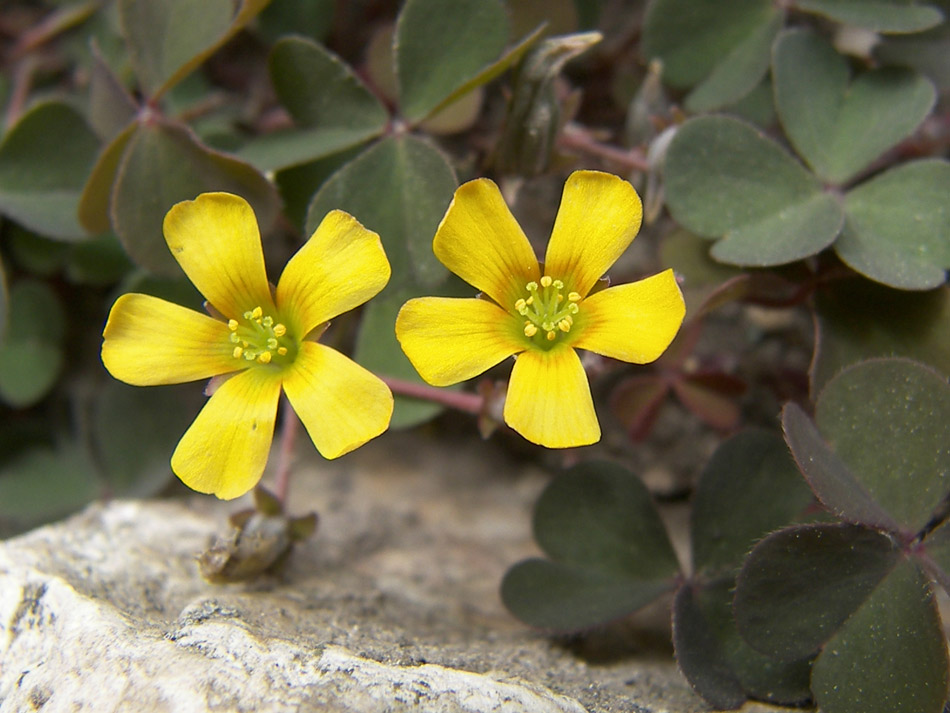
540, 275, 553, 288
233, 346, 243, 358
228, 319, 238, 331
257, 352, 272, 364
524, 323, 538, 337
273, 324, 287, 337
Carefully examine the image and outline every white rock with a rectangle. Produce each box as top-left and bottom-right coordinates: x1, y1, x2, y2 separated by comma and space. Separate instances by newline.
0, 433, 732, 713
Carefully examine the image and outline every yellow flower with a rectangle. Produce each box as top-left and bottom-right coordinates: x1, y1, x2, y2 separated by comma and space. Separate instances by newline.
101, 192, 394, 499
395, 170, 685, 448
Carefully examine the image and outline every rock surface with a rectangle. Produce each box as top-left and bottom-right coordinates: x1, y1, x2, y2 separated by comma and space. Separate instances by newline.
0, 431, 788, 712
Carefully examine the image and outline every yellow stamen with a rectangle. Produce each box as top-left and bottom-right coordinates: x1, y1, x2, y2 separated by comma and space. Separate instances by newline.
515, 277, 581, 347
228, 306, 295, 365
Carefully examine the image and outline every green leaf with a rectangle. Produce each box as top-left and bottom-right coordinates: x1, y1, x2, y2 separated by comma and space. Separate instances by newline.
269, 37, 389, 131
665, 115, 843, 266
118, 0, 271, 100
811, 558, 948, 713
0, 341, 63, 409
795, 0, 944, 33
772, 29, 935, 185
876, 21, 950, 91
0, 261, 6, 345
837, 159, 950, 290
0, 102, 100, 240
0, 444, 100, 537
353, 288, 456, 430
237, 126, 384, 173
306, 135, 456, 291
501, 461, 680, 630
88, 41, 138, 142
66, 232, 134, 286
236, 36, 389, 172
812, 281, 950, 394
92, 381, 198, 497
111, 120, 280, 275
691, 429, 815, 576
78, 123, 137, 236
642, 0, 777, 89
0, 280, 65, 408
421, 24, 546, 123
256, 0, 334, 44
305, 136, 459, 427
734, 523, 900, 660
683, 9, 784, 112
395, 0, 509, 122
815, 358, 950, 534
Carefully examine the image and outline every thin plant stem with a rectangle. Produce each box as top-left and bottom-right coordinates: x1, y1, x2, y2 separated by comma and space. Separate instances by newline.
272, 396, 300, 504
559, 123, 650, 172
382, 375, 483, 415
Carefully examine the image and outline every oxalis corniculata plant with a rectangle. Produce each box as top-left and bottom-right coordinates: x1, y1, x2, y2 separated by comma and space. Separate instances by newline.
0, 1, 948, 712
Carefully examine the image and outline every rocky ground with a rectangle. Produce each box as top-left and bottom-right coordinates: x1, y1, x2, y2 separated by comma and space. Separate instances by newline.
0, 428, 795, 713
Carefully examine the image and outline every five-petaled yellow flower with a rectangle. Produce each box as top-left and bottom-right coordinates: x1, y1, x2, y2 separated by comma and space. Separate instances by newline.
101, 192, 394, 499
395, 170, 685, 448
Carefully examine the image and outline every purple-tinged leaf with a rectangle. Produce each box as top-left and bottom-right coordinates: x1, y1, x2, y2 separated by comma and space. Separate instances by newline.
673, 372, 745, 431
692, 429, 814, 576
501, 461, 681, 630
783, 402, 900, 531
501, 558, 676, 631
673, 584, 747, 709
815, 358, 950, 535
811, 558, 948, 713
734, 523, 899, 661
674, 579, 812, 708
609, 374, 669, 441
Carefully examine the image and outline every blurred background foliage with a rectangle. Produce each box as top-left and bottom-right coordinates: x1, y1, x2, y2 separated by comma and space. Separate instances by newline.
0, 2, 948, 710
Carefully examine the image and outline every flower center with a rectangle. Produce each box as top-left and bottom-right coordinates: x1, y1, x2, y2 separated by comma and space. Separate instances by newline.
514, 275, 581, 344
228, 306, 296, 366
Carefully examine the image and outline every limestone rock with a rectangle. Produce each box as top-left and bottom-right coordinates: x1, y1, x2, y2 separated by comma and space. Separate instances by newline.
0, 432, 787, 712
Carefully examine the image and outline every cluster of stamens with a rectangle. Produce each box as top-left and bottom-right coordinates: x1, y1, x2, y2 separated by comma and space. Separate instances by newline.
228, 306, 292, 365
514, 275, 581, 343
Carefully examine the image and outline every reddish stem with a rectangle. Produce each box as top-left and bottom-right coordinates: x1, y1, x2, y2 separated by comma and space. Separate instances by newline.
272, 397, 299, 504
559, 123, 650, 172
382, 375, 483, 415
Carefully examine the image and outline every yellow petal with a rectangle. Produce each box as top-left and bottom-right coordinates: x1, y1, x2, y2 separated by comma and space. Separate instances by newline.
283, 341, 393, 459
101, 293, 237, 386
171, 368, 282, 500
276, 209, 390, 339
544, 171, 643, 297
163, 192, 274, 320
433, 178, 540, 309
395, 297, 524, 387
573, 269, 685, 363
504, 346, 600, 448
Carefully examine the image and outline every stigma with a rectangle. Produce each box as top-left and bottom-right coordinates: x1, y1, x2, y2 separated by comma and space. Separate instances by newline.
515, 276, 580, 344
228, 306, 294, 365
